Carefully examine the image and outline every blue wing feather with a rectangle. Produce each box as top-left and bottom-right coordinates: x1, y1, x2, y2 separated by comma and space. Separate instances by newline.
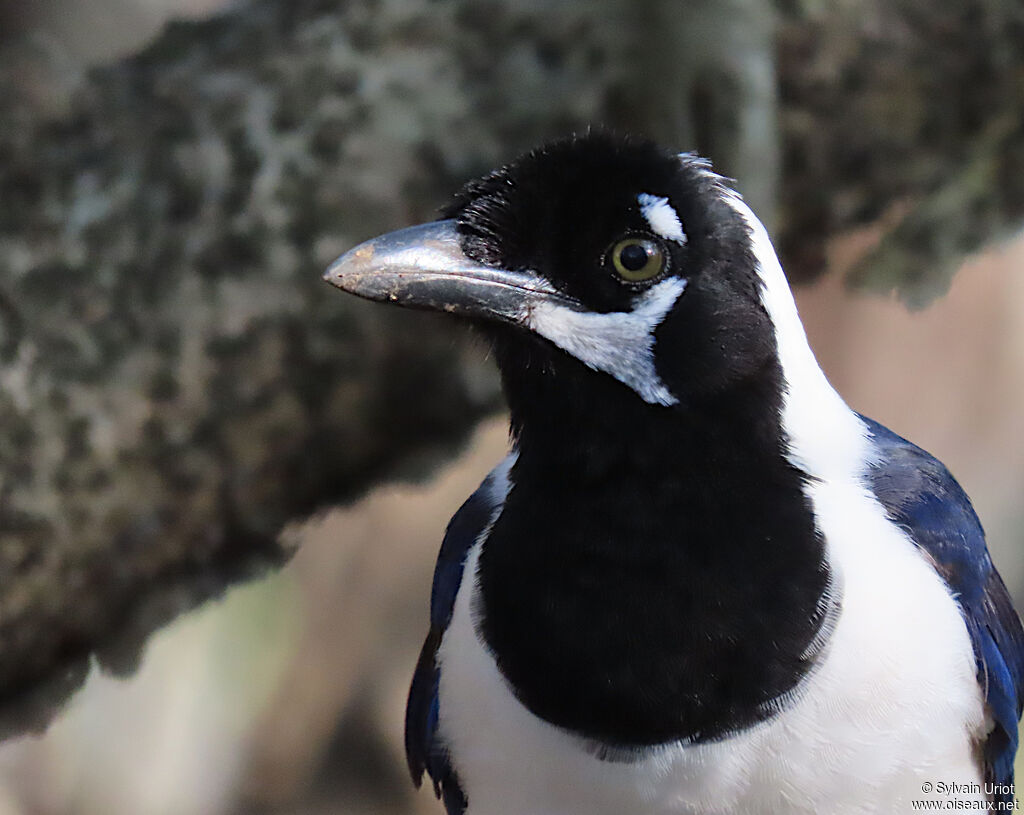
861, 415, 1024, 801
405, 455, 515, 815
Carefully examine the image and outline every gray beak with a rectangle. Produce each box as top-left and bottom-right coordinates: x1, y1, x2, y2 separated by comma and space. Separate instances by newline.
324, 220, 579, 323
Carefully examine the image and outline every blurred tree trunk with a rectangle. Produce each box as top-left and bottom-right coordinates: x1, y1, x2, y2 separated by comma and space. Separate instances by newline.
1, 0, 1023, 732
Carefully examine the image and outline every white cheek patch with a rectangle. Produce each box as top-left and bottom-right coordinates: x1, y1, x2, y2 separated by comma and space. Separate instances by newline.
524, 277, 687, 406
638, 193, 687, 245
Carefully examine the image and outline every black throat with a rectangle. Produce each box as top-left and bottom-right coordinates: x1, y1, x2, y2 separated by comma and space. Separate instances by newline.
476, 341, 832, 747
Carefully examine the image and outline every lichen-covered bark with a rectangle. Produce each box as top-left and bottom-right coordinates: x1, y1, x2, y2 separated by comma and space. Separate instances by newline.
0, 0, 1022, 733
776, 0, 1024, 305
0, 0, 707, 730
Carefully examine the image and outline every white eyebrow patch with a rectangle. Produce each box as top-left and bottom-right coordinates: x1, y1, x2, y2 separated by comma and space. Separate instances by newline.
638, 193, 687, 244
524, 277, 687, 406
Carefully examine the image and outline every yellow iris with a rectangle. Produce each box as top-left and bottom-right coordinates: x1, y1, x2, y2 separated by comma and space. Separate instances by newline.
610, 238, 665, 282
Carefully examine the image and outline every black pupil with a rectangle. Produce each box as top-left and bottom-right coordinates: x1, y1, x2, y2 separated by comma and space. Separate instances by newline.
619, 242, 650, 271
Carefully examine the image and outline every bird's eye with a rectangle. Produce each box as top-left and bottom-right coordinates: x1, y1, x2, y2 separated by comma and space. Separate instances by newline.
610, 237, 665, 282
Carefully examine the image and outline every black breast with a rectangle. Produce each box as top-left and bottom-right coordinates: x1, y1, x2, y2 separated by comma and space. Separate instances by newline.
475, 358, 831, 747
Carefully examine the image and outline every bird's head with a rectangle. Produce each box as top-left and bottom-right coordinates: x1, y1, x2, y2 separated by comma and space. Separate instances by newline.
327, 133, 812, 437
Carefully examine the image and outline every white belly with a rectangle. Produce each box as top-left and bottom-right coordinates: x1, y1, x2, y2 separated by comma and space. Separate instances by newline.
436, 478, 988, 815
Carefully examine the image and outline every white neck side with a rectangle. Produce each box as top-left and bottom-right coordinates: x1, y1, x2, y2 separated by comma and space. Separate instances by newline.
721, 190, 869, 484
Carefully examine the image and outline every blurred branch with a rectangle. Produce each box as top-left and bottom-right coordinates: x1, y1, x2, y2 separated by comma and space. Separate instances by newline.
1, 0, 1023, 732
776, 0, 1024, 304
611, 0, 780, 221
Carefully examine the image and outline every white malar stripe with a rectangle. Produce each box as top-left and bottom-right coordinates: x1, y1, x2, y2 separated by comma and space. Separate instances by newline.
524, 277, 686, 406
638, 192, 687, 244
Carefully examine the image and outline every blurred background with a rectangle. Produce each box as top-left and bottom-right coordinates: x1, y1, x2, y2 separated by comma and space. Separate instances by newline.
0, 1, 1022, 813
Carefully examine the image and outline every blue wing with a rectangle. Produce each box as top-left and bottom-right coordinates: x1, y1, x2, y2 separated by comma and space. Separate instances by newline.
861, 416, 1024, 801
405, 455, 514, 815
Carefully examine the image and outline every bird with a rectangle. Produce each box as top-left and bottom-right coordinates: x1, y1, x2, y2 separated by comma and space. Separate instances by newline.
324, 133, 1024, 814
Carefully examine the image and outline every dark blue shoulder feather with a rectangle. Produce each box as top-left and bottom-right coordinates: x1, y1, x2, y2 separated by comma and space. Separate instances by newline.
861, 415, 1024, 801
405, 455, 514, 815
